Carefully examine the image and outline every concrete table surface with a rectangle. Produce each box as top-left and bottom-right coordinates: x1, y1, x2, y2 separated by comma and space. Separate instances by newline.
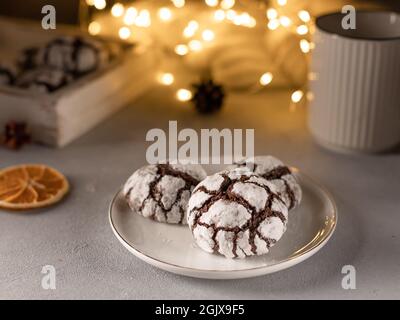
1, 89, 399, 300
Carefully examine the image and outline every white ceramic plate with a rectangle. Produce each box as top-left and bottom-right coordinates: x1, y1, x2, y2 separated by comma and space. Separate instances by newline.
109, 170, 337, 279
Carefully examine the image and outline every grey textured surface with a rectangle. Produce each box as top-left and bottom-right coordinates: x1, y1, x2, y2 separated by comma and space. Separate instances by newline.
0, 89, 399, 300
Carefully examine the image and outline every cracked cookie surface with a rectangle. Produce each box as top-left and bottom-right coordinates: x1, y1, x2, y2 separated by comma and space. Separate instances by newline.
231, 156, 302, 210
187, 168, 288, 259
123, 163, 207, 224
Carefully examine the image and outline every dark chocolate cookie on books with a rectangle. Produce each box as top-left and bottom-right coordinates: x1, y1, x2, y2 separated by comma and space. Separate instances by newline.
187, 168, 288, 259
231, 156, 302, 210
20, 36, 111, 77
123, 163, 207, 224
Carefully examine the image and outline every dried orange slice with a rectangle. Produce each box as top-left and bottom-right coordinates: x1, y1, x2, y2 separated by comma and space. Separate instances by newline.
0, 164, 69, 210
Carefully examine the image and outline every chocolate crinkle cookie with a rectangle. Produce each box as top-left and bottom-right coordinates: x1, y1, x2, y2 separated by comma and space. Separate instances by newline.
5, 36, 123, 93
18, 47, 41, 70
15, 67, 73, 93
0, 63, 17, 86
187, 168, 288, 259
123, 163, 207, 224
231, 156, 302, 210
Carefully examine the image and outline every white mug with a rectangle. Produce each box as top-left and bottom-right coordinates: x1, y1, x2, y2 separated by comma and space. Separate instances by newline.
309, 11, 400, 153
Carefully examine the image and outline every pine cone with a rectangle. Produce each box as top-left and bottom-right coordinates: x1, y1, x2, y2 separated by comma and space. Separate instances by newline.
191, 79, 225, 114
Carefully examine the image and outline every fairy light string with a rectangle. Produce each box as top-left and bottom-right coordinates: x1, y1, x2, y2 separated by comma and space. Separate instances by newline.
86, 0, 314, 108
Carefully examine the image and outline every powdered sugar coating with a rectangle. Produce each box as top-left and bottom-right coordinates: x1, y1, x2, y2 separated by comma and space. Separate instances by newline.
188, 168, 288, 259
124, 163, 207, 224
230, 156, 302, 210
